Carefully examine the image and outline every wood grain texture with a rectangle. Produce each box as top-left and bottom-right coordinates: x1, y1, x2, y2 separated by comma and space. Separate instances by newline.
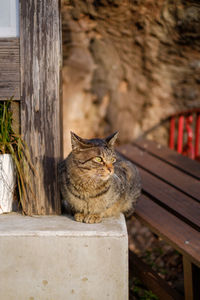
118, 144, 200, 201
20, 0, 62, 215
0, 38, 20, 100
133, 139, 200, 180
139, 168, 200, 231
10, 101, 20, 134
135, 195, 200, 268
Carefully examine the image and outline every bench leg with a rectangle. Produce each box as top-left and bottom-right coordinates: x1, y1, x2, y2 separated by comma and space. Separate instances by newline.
183, 256, 193, 300
183, 256, 200, 300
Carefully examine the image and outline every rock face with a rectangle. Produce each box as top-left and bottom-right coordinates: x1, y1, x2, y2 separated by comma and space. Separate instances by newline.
62, 0, 200, 156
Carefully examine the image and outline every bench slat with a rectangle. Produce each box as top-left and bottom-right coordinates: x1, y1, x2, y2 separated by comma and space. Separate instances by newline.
118, 144, 200, 201
139, 168, 200, 231
135, 195, 200, 268
133, 139, 200, 180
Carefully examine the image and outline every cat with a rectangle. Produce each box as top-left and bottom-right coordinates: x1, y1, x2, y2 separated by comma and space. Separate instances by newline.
58, 132, 141, 223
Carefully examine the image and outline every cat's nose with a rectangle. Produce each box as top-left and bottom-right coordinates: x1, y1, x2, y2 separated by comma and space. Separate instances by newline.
107, 164, 113, 173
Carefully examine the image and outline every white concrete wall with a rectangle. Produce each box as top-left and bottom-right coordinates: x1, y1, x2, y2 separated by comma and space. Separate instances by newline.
0, 214, 128, 300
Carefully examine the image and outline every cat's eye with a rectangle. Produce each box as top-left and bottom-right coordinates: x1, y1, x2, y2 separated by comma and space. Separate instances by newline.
94, 156, 103, 163
111, 158, 116, 163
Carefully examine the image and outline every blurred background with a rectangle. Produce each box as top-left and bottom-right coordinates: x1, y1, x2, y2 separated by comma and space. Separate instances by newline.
61, 0, 200, 156
61, 3, 200, 297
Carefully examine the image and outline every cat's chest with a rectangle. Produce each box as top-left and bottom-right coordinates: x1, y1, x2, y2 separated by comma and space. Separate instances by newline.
86, 188, 117, 213
67, 182, 117, 213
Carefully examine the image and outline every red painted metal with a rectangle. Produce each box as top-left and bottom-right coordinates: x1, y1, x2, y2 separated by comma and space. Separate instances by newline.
169, 117, 175, 150
183, 115, 194, 159
195, 113, 200, 158
177, 115, 184, 154
168, 109, 200, 161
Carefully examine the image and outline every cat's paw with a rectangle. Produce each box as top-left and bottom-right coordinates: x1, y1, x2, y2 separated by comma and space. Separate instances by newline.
74, 213, 85, 223
84, 214, 102, 224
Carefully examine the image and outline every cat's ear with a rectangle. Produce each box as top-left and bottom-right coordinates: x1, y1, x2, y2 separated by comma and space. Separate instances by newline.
105, 132, 118, 148
70, 132, 91, 151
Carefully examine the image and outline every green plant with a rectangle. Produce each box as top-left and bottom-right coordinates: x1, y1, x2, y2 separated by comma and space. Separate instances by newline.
132, 277, 159, 300
0, 100, 34, 212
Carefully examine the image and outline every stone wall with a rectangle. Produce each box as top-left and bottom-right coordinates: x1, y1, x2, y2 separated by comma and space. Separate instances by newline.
62, 0, 200, 156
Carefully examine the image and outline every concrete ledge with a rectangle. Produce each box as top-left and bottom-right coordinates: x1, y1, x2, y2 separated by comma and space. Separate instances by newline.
0, 214, 128, 300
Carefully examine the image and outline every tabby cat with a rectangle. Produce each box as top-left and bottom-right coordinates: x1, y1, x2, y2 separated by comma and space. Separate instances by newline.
58, 132, 141, 223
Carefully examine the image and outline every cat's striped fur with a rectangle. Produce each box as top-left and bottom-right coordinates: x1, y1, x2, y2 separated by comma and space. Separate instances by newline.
58, 132, 141, 223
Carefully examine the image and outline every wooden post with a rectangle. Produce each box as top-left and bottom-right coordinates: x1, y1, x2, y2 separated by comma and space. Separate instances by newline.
183, 256, 194, 300
20, 0, 62, 215
183, 256, 200, 300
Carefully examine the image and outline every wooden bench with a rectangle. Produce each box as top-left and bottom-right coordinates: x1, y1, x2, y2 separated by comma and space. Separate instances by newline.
118, 139, 200, 300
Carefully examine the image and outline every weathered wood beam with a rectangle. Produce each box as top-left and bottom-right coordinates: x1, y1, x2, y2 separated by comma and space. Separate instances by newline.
0, 38, 20, 100
20, 0, 62, 215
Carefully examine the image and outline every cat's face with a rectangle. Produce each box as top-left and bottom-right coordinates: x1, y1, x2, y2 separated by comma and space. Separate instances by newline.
70, 132, 118, 181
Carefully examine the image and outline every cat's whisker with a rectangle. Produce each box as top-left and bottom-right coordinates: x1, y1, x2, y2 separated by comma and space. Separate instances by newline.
113, 173, 121, 182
